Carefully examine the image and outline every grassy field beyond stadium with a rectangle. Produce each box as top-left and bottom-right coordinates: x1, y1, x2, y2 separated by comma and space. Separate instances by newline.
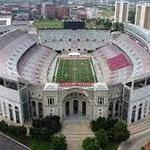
54, 58, 95, 83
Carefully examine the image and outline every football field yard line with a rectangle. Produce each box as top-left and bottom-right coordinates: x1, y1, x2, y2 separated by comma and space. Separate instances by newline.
55, 58, 95, 83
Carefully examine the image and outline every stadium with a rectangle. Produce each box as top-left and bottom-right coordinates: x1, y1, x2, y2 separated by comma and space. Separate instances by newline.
0, 23, 150, 133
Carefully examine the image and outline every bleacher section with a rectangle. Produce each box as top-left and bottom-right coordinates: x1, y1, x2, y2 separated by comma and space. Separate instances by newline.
113, 34, 150, 77
17, 45, 57, 84
39, 30, 110, 52
0, 29, 36, 81
94, 44, 132, 84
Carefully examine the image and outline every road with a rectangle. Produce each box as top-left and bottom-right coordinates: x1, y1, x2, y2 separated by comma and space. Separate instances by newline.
118, 129, 150, 150
0, 132, 30, 150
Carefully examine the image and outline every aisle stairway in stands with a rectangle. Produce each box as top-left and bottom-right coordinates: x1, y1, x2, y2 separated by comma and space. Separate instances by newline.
61, 116, 94, 150
128, 115, 150, 135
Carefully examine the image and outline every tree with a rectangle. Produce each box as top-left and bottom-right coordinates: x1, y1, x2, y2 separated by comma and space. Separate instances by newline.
128, 10, 135, 24
111, 121, 130, 142
32, 116, 61, 133
95, 129, 109, 149
82, 137, 99, 150
119, 23, 124, 32
103, 19, 112, 29
91, 117, 107, 132
50, 135, 67, 150
112, 22, 124, 32
32, 119, 43, 128
43, 116, 61, 133
0, 120, 8, 133
141, 147, 145, 150
39, 127, 52, 141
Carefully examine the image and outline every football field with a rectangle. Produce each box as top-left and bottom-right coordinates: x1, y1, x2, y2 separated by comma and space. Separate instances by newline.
54, 58, 96, 83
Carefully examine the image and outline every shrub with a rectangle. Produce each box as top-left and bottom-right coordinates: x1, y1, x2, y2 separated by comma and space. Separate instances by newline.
0, 120, 8, 133
50, 135, 67, 150
32, 119, 43, 128
39, 127, 52, 141
82, 137, 99, 150
32, 115, 61, 134
111, 121, 130, 142
95, 129, 109, 149
30, 127, 40, 139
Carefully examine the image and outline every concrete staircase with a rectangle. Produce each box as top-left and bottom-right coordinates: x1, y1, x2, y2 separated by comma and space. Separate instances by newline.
61, 117, 94, 150
128, 116, 150, 135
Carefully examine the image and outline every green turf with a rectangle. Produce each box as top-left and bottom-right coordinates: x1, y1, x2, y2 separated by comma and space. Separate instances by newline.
33, 19, 63, 29
54, 59, 95, 83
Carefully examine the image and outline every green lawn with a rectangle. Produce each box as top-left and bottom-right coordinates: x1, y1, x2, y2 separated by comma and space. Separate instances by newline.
27, 138, 50, 150
33, 19, 63, 29
86, 21, 105, 29
54, 58, 95, 83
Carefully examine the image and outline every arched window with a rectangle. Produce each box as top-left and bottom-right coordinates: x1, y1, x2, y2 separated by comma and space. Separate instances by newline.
131, 105, 136, 123
138, 103, 143, 120
109, 102, 113, 117
15, 106, 20, 123
32, 101, 36, 117
65, 101, 69, 116
82, 101, 86, 116
115, 101, 119, 111
115, 101, 120, 116
9, 104, 13, 121
38, 102, 43, 118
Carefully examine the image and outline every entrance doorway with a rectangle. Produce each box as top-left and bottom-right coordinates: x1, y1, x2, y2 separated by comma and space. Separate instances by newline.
65, 101, 70, 116
73, 100, 78, 114
63, 92, 88, 118
82, 101, 86, 115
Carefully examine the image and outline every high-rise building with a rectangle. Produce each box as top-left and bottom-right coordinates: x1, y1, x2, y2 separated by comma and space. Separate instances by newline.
114, 1, 129, 23
41, 2, 56, 19
135, 3, 150, 30
56, 6, 69, 19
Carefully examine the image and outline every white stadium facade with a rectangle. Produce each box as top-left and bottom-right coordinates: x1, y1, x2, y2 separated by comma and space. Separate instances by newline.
0, 24, 150, 133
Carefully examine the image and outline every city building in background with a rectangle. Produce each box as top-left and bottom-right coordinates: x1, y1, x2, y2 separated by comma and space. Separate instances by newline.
56, 5, 69, 19
114, 1, 129, 22
0, 12, 12, 26
135, 2, 150, 30
41, 2, 56, 19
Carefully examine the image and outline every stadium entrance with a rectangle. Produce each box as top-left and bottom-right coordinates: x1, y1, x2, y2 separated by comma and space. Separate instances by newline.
63, 92, 89, 118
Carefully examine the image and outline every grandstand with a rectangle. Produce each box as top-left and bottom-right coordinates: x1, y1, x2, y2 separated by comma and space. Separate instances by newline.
39, 30, 110, 52
0, 24, 149, 134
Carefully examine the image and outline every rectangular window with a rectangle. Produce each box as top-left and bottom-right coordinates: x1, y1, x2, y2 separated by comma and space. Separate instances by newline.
5, 81, 18, 90
48, 97, 54, 105
123, 88, 130, 101
133, 79, 145, 90
3, 102, 7, 116
0, 78, 4, 86
146, 77, 150, 86
15, 110, 20, 123
98, 97, 105, 105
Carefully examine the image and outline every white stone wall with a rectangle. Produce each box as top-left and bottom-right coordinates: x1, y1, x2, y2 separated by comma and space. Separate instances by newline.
127, 84, 150, 124
0, 85, 23, 125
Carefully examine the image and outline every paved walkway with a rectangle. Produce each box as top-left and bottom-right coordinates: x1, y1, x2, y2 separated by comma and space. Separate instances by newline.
0, 132, 30, 150
61, 116, 94, 150
118, 128, 150, 150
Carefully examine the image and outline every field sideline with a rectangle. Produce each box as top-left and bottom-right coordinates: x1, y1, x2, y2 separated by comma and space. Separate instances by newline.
54, 58, 96, 83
